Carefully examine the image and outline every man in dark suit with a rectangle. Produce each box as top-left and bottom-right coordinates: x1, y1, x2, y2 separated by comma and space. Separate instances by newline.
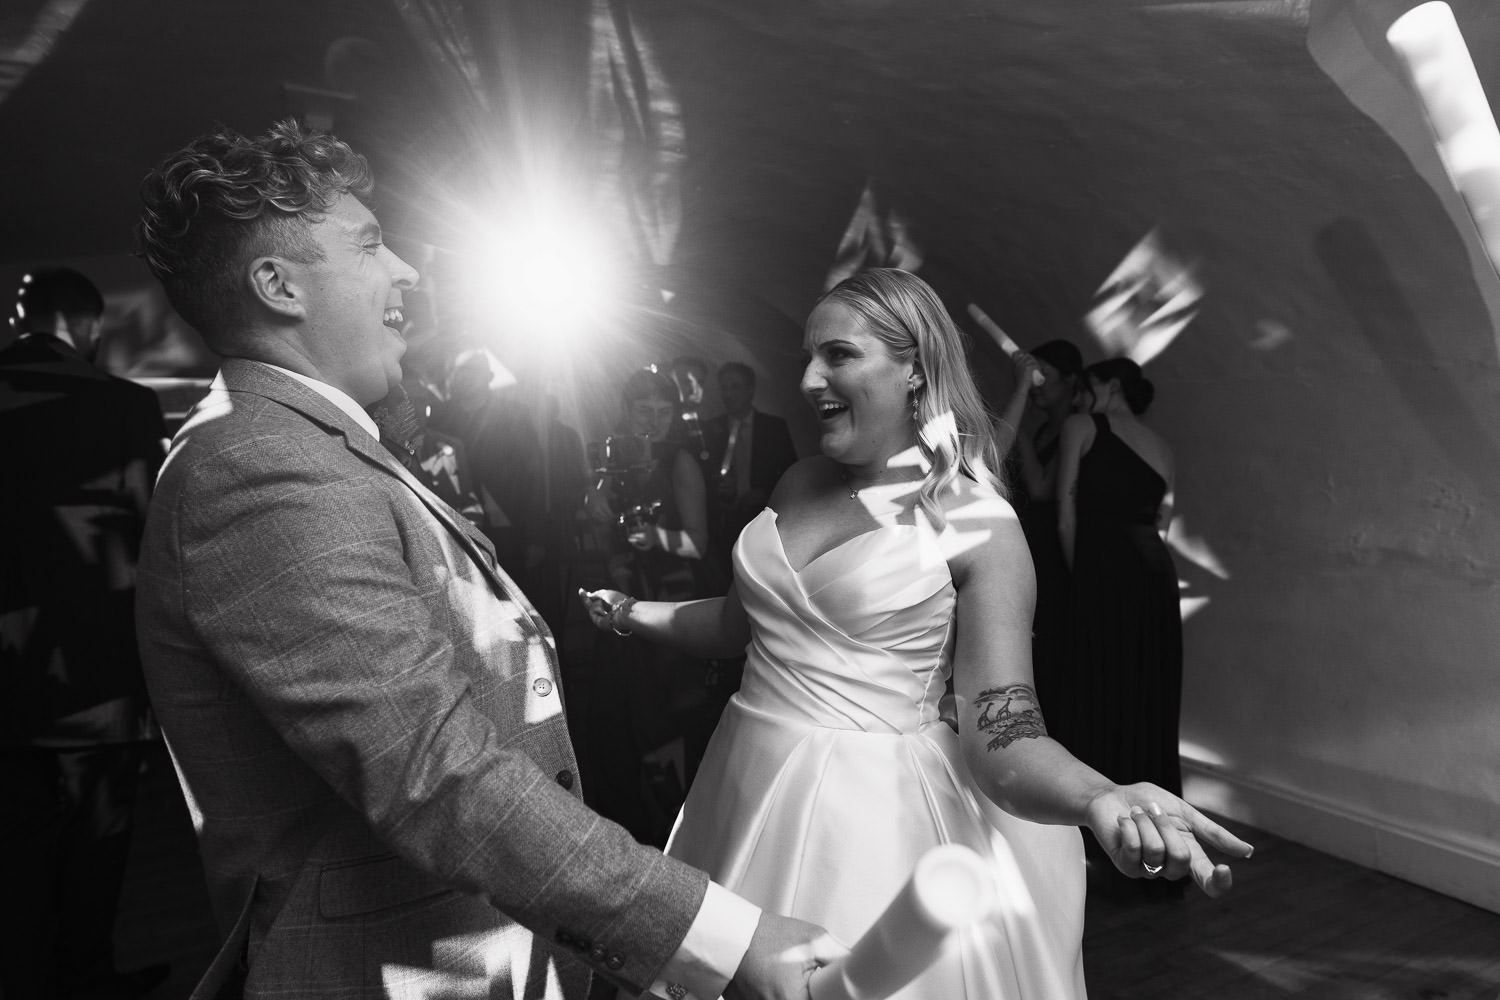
0, 268, 171, 999
704, 362, 798, 564
133, 121, 836, 1000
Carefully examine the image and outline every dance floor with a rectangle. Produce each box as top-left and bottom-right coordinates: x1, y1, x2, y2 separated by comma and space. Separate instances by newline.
114, 741, 1500, 999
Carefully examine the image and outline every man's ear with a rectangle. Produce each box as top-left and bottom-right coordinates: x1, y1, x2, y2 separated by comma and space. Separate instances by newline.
248, 256, 305, 320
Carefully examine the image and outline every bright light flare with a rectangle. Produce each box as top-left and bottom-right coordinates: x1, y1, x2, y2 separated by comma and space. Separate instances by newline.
457, 203, 623, 351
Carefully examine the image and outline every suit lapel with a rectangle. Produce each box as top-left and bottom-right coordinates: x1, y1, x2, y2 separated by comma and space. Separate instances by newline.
216, 360, 546, 631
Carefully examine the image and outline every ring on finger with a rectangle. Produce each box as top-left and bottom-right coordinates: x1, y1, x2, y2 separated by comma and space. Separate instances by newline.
1142, 861, 1164, 876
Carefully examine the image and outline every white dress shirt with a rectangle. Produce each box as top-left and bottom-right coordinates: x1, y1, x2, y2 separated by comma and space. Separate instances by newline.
262, 364, 382, 441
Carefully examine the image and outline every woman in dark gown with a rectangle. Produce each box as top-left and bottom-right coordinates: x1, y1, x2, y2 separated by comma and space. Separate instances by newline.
1056, 358, 1183, 896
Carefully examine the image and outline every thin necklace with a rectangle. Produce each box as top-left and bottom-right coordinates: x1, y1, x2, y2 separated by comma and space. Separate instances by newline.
841, 468, 893, 499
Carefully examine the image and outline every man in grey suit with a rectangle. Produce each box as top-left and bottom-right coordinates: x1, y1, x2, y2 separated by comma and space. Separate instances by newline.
134, 121, 837, 1000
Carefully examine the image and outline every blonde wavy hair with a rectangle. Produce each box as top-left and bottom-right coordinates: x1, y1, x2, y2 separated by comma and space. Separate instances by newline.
817, 268, 1005, 526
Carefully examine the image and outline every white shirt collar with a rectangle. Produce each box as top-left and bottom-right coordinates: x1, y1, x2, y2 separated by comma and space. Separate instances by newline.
262, 363, 381, 441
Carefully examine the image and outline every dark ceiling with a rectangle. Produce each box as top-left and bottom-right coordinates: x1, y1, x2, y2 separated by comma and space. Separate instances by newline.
2, 0, 1497, 406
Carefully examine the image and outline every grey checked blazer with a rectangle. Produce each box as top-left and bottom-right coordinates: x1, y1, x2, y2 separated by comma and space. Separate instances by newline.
137, 359, 705, 999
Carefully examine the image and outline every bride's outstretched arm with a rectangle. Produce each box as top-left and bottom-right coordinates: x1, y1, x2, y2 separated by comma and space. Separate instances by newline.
940, 483, 1252, 897
578, 585, 752, 660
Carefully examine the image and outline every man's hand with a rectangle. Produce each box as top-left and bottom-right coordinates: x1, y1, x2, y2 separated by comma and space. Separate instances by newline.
723, 912, 847, 1000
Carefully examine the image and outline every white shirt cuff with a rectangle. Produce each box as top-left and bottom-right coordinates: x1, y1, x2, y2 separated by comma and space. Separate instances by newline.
646, 881, 760, 1000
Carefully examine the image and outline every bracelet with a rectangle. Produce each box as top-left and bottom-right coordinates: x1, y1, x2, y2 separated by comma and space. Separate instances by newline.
609, 596, 637, 637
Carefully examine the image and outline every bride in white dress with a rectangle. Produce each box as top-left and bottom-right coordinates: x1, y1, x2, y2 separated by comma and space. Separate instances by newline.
582, 269, 1251, 999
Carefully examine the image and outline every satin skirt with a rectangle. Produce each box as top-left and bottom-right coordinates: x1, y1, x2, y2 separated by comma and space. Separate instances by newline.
668, 696, 1088, 999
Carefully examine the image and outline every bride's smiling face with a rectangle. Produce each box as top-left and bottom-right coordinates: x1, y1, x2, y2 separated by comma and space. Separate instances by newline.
800, 300, 918, 467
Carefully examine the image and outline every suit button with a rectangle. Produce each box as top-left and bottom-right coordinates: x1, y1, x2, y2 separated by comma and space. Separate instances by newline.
533, 677, 554, 696
589, 945, 607, 963
605, 953, 625, 971
556, 769, 574, 790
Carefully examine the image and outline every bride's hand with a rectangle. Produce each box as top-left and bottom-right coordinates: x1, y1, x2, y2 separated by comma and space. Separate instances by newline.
1084, 784, 1254, 898
577, 587, 629, 633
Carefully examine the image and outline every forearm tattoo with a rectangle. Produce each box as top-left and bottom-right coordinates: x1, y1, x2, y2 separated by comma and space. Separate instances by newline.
975, 684, 1048, 751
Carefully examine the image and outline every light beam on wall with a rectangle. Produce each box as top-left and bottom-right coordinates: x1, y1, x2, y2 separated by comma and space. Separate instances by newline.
1084, 228, 1203, 365
1387, 1, 1500, 281
0, 0, 91, 110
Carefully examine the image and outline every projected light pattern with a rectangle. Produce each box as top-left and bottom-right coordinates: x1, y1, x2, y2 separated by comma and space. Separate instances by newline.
828, 181, 925, 290
0, 0, 91, 109
1142, 0, 1309, 24
382, 923, 565, 999
1387, 1, 1500, 280
1085, 228, 1204, 365
1165, 515, 1230, 621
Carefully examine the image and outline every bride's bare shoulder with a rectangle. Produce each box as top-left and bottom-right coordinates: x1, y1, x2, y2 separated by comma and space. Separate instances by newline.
939, 473, 1020, 526
768, 455, 837, 508
933, 475, 1030, 582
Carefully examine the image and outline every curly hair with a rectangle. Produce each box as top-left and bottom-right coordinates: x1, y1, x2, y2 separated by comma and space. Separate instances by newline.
135, 119, 373, 341
817, 268, 1005, 525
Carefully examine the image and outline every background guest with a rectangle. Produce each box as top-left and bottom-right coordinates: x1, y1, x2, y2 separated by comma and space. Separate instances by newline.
1055, 356, 1183, 898
703, 361, 798, 567
669, 354, 712, 465
526, 392, 590, 633
585, 366, 713, 596
994, 338, 1087, 717
581, 366, 721, 847
429, 347, 546, 576
0, 268, 170, 1000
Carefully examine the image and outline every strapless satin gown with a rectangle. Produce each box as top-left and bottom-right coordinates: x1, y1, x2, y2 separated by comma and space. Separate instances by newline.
667, 508, 1088, 999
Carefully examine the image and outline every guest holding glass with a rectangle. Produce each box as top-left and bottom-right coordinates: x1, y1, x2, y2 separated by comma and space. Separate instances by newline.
582, 366, 720, 848
585, 366, 713, 599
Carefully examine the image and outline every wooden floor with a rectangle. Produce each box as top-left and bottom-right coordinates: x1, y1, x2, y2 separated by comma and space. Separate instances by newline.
111, 742, 1500, 999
